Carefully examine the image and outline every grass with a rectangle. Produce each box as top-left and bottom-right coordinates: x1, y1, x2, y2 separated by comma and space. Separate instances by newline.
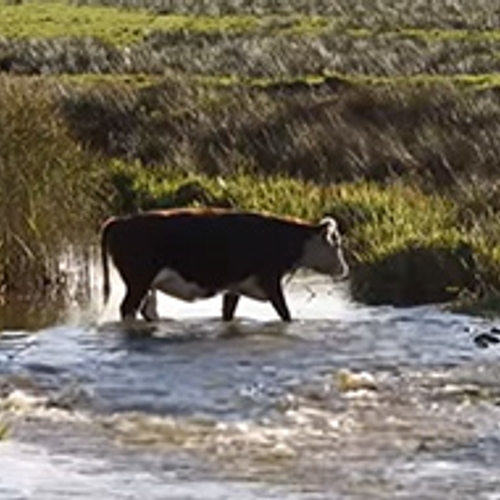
2, 73, 500, 309
2, 0, 500, 313
0, 421, 8, 440
0, 1, 157, 45
107, 161, 327, 220
47, 71, 500, 93
4, 1, 500, 45
57, 78, 500, 187
2, 72, 499, 308
0, 75, 108, 296
0, 2, 331, 45
68, 0, 500, 32
4, 1, 500, 82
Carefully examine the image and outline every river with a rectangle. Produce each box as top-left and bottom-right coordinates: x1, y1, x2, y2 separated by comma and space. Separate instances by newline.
1, 275, 499, 499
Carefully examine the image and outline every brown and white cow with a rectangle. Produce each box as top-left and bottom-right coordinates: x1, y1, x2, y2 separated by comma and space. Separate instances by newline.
100, 208, 348, 322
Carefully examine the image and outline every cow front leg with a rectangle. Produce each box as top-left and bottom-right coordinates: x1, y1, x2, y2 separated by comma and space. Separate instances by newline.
222, 293, 240, 321
261, 277, 291, 322
140, 290, 159, 322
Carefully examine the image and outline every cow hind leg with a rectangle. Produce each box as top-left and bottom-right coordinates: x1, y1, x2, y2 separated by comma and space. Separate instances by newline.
222, 293, 240, 321
120, 281, 151, 321
140, 290, 159, 322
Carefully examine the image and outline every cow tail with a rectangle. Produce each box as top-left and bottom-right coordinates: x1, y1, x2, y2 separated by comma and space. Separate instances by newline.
101, 220, 111, 305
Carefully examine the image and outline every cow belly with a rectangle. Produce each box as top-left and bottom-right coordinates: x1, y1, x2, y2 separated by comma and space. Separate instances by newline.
151, 268, 268, 303
230, 276, 268, 301
151, 268, 213, 302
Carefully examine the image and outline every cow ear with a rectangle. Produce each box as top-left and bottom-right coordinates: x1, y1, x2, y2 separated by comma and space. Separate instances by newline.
317, 217, 338, 240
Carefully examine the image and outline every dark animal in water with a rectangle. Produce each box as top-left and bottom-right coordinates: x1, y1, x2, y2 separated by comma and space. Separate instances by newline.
100, 208, 348, 322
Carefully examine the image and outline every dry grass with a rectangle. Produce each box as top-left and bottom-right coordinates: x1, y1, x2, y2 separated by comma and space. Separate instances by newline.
71, 0, 500, 29
3, 29, 500, 79
59, 77, 500, 188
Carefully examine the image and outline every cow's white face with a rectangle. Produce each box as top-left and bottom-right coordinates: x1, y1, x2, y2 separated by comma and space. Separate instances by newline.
300, 217, 348, 278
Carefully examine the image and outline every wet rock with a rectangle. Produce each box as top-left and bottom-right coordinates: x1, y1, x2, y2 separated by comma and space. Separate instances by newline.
474, 331, 500, 349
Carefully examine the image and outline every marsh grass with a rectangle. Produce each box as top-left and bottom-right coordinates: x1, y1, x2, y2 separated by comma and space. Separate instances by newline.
1, 74, 500, 307
324, 183, 478, 304
71, 0, 500, 31
4, 1, 500, 80
4, 29, 500, 79
0, 76, 108, 296
2, 73, 500, 307
55, 75, 500, 306
3, 0, 500, 309
59, 78, 500, 188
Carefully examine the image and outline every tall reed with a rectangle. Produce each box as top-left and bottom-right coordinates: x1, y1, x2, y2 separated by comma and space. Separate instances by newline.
0, 76, 107, 296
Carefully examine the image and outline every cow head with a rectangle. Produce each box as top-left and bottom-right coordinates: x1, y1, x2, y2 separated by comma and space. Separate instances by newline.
300, 217, 348, 279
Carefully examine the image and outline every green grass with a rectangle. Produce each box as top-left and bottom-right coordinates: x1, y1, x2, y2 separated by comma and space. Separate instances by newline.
0, 2, 257, 45
0, 422, 8, 440
0, 1, 333, 45
4, 1, 500, 46
0, 1, 155, 45
48, 71, 500, 94
204, 72, 500, 91
107, 161, 327, 221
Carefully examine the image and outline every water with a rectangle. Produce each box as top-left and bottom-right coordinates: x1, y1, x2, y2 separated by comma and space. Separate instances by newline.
1, 276, 500, 499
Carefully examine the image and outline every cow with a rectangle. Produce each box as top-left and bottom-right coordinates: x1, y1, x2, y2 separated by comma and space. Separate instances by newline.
100, 208, 348, 322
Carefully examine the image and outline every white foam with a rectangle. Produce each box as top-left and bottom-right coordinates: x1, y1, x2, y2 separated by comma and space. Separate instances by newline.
0, 440, 311, 500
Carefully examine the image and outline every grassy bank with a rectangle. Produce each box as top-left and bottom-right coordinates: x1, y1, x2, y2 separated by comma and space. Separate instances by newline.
57, 77, 500, 186
2, 73, 500, 309
2, 0, 500, 313
105, 162, 499, 307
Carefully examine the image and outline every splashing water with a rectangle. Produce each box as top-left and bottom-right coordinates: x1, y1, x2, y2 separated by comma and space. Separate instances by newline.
1, 272, 500, 499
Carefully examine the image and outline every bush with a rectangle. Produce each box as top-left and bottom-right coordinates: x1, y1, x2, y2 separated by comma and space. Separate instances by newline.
350, 242, 478, 306
325, 183, 480, 305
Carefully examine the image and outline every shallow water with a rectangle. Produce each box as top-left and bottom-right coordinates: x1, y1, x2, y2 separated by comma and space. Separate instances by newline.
1, 276, 500, 499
